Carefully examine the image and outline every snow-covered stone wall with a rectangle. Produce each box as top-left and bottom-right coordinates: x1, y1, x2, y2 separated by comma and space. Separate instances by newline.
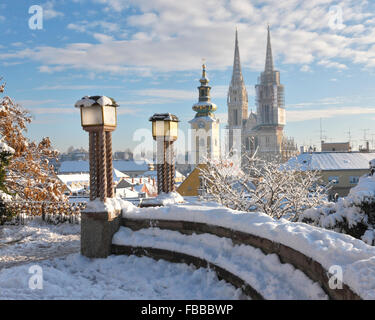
120, 199, 375, 299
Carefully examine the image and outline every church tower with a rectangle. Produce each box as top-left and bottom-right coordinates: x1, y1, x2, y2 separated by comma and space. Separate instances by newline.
227, 29, 248, 153
189, 64, 220, 164
253, 26, 286, 159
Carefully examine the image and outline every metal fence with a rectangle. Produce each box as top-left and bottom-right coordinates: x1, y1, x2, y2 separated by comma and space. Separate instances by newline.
2, 200, 87, 225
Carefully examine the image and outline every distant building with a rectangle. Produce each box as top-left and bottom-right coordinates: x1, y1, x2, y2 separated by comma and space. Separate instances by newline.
321, 141, 351, 152
228, 27, 297, 162
59, 148, 89, 161
58, 159, 153, 177
287, 151, 375, 198
177, 164, 207, 197
113, 150, 134, 160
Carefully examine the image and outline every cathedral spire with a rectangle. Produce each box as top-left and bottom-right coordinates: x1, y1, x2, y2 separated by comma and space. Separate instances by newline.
231, 28, 243, 84
265, 25, 274, 73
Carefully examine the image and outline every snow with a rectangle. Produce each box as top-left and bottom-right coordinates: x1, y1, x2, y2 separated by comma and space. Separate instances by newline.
57, 173, 90, 184
0, 140, 15, 154
0, 190, 12, 202
121, 199, 375, 299
0, 218, 242, 300
0, 253, 243, 300
58, 160, 150, 174
74, 96, 115, 108
286, 152, 375, 171
84, 198, 136, 214
348, 174, 375, 204
115, 187, 139, 199
113, 227, 327, 300
155, 192, 185, 205
300, 174, 375, 243
0, 219, 80, 270
97, 96, 113, 107
74, 96, 96, 108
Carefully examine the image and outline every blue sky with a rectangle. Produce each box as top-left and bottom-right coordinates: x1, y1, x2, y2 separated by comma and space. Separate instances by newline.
1, 0, 375, 154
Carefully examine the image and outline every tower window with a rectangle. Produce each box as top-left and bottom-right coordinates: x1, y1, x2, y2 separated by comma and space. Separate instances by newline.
207, 136, 211, 154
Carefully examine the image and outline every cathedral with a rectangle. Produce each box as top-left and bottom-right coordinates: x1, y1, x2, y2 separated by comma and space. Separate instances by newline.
227, 27, 298, 161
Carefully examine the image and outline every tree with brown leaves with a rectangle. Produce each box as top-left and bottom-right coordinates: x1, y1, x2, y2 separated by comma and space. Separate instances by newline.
0, 80, 67, 201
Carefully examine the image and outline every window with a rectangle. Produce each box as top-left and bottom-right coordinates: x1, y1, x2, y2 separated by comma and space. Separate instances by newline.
328, 176, 339, 184
246, 138, 250, 151
234, 109, 238, 126
349, 176, 359, 184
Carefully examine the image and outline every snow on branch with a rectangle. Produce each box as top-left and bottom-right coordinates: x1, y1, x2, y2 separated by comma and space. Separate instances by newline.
199, 154, 331, 221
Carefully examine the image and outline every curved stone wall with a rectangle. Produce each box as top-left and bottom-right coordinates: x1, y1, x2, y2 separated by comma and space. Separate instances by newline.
116, 217, 361, 300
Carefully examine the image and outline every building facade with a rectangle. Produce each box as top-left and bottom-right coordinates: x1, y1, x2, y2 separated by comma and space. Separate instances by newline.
287, 151, 375, 199
189, 64, 220, 165
227, 27, 297, 162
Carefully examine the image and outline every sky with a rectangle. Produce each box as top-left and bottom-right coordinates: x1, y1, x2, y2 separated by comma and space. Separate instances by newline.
1, 0, 375, 154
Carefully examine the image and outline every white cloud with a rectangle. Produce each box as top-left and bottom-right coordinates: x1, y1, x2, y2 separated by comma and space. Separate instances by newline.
300, 65, 312, 72
2, 0, 375, 74
29, 108, 77, 115
287, 106, 375, 122
93, 33, 114, 43
43, 1, 64, 20
94, 0, 129, 12
35, 84, 123, 91
16, 99, 59, 107
318, 59, 348, 69
67, 21, 120, 34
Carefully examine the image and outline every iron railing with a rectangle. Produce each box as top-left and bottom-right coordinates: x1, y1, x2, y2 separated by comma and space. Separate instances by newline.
2, 200, 87, 224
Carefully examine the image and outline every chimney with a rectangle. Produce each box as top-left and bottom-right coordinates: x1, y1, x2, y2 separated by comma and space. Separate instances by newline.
140, 178, 142, 184
132, 177, 134, 184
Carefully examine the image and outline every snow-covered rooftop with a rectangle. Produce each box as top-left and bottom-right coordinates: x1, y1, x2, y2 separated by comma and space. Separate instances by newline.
74, 95, 117, 108
58, 160, 151, 174
286, 152, 375, 171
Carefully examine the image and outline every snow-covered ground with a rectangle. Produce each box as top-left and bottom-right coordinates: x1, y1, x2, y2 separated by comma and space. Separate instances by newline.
0, 220, 243, 300
0, 254, 243, 300
0, 219, 80, 270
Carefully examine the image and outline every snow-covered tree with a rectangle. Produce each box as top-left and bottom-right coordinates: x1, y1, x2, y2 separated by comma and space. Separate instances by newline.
0, 139, 14, 223
0, 80, 66, 201
199, 154, 330, 221
299, 173, 375, 245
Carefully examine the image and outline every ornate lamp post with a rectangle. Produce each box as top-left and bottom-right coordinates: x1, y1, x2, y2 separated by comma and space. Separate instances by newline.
149, 113, 179, 194
75, 96, 118, 202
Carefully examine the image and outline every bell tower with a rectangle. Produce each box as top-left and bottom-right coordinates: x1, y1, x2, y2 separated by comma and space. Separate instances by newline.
189, 64, 220, 164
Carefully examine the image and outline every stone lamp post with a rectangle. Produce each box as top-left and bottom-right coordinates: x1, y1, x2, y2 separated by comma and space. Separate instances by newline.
75, 95, 120, 258
75, 95, 118, 202
149, 113, 179, 194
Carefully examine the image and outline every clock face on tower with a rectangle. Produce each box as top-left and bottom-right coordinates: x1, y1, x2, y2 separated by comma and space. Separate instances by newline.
198, 121, 205, 129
